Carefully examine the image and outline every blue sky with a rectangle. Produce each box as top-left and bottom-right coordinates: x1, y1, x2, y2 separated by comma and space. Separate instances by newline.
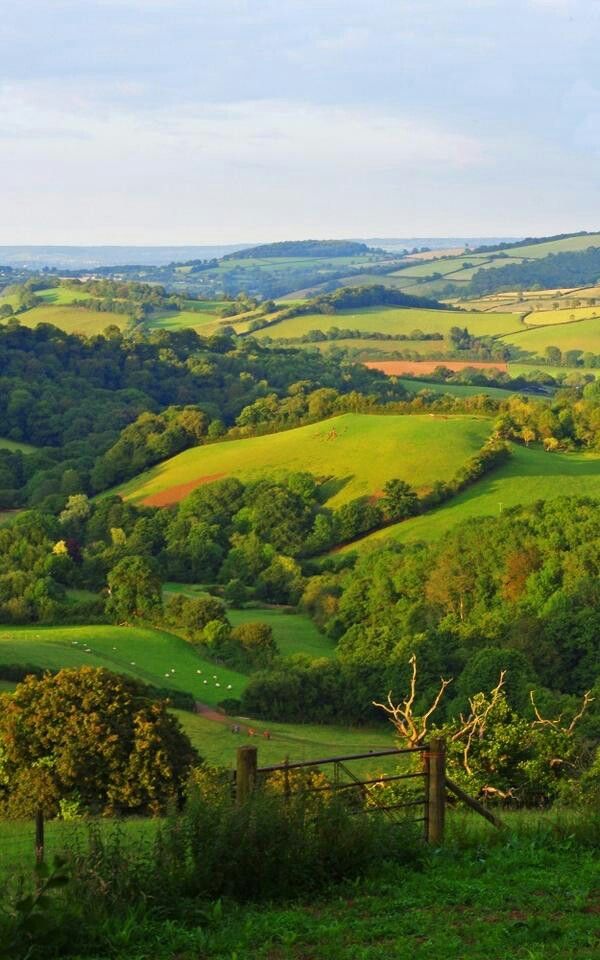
2, 0, 599, 243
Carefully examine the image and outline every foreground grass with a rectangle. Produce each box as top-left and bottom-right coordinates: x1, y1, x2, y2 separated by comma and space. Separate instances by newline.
7, 813, 598, 960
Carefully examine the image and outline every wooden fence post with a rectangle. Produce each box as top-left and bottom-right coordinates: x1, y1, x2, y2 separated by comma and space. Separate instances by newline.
425, 737, 445, 844
236, 745, 258, 804
35, 807, 44, 866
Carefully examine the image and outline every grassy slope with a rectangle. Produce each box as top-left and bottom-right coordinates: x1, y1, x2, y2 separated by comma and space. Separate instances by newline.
227, 608, 335, 659
0, 625, 246, 706
16, 304, 129, 334
114, 413, 493, 508
524, 304, 600, 326
253, 306, 522, 340
508, 362, 598, 380
396, 378, 519, 399
502, 315, 600, 355
346, 443, 600, 550
0, 437, 37, 453
178, 710, 395, 770
293, 338, 456, 356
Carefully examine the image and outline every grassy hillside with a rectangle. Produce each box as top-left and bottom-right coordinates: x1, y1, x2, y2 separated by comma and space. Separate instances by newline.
0, 625, 246, 706
0, 437, 37, 453
227, 608, 335, 659
502, 315, 600, 356
16, 304, 129, 334
254, 305, 522, 340
114, 413, 493, 508
346, 444, 600, 550
524, 304, 600, 326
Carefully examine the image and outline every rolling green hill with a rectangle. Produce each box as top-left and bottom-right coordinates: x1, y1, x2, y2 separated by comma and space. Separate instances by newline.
16, 304, 129, 334
501, 315, 600, 356
345, 443, 600, 551
253, 305, 523, 341
113, 413, 493, 508
0, 625, 246, 706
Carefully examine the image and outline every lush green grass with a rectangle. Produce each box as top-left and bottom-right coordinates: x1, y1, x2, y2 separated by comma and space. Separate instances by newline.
347, 443, 600, 550
114, 413, 493, 508
163, 584, 335, 659
5, 812, 599, 959
525, 304, 600, 326
146, 309, 223, 331
177, 709, 398, 771
502, 315, 600, 355
35, 286, 90, 306
508, 362, 598, 380
294, 337, 456, 356
16, 304, 129, 335
397, 378, 519, 399
0, 437, 37, 453
506, 231, 600, 258
254, 305, 522, 340
227, 607, 335, 659
0, 624, 246, 706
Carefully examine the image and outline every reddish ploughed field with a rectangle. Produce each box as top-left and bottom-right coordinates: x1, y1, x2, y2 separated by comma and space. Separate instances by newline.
143, 472, 225, 507
364, 360, 509, 376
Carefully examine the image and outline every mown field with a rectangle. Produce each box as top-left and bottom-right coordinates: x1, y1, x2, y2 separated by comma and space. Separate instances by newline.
15, 304, 129, 335
113, 413, 493, 508
348, 443, 600, 550
524, 304, 600, 326
254, 305, 522, 340
501, 315, 600, 356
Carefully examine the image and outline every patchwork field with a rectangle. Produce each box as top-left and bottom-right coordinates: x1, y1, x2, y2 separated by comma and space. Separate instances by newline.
346, 444, 600, 550
113, 413, 493, 508
15, 304, 129, 334
523, 304, 600, 326
254, 305, 522, 340
501, 315, 600, 355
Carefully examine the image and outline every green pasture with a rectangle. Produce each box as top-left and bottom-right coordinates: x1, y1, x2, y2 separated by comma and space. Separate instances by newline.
501, 314, 600, 355
0, 624, 246, 706
0, 437, 37, 453
292, 338, 452, 356
16, 304, 129, 335
396, 378, 519, 399
524, 304, 600, 326
390, 254, 494, 279
35, 286, 90, 306
114, 413, 493, 508
253, 305, 522, 341
163, 584, 335, 660
508, 362, 598, 380
503, 231, 600, 258
177, 710, 397, 771
227, 608, 335, 659
147, 309, 222, 332
347, 443, 600, 550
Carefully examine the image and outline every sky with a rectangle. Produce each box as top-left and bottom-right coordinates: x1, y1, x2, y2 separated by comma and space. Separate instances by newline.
2, 0, 600, 244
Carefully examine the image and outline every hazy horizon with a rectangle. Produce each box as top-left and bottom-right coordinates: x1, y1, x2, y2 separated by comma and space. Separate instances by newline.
2, 0, 599, 244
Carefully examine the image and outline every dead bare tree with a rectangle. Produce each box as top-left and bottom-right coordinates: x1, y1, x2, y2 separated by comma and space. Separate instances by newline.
530, 689, 595, 736
448, 672, 506, 776
372, 654, 452, 748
